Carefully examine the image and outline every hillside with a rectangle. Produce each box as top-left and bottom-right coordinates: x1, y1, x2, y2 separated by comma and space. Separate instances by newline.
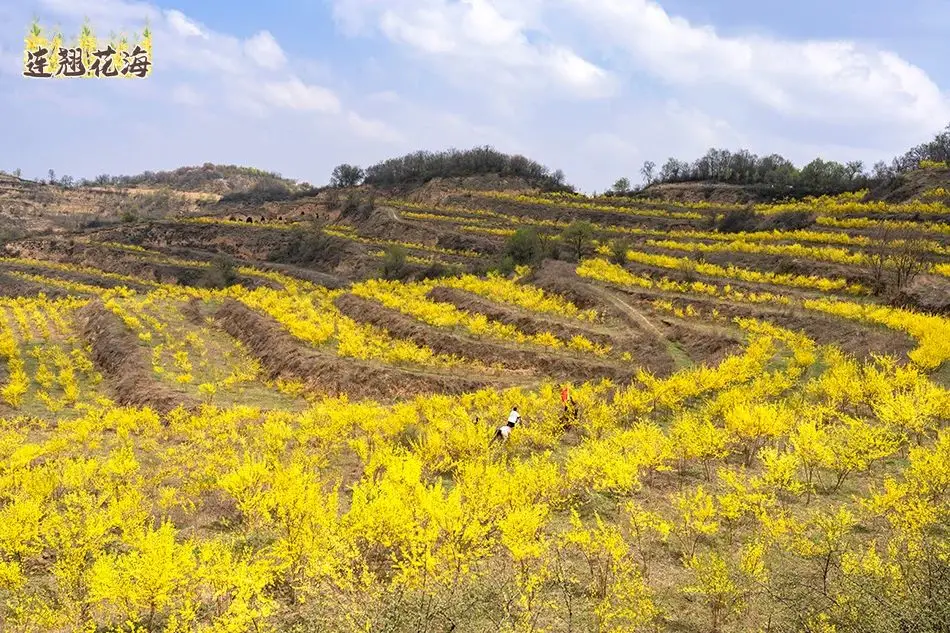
865, 164, 950, 203
635, 181, 790, 205
640, 167, 950, 206
104, 162, 305, 194
0, 167, 947, 632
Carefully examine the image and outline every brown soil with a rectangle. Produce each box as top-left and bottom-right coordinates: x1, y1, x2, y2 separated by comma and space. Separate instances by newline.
180, 298, 207, 326
0, 271, 68, 298
639, 182, 769, 206
425, 286, 622, 348
523, 259, 896, 368
894, 275, 950, 314
621, 260, 849, 303
635, 242, 875, 287
84, 220, 364, 273
4, 237, 275, 289
332, 292, 656, 380
582, 282, 742, 370
403, 175, 540, 206
865, 167, 950, 203
212, 299, 499, 400
76, 300, 199, 413
152, 244, 349, 289
443, 194, 704, 232
354, 207, 497, 256
491, 262, 741, 370
664, 322, 744, 367
524, 260, 611, 311
0, 260, 156, 293
610, 286, 917, 363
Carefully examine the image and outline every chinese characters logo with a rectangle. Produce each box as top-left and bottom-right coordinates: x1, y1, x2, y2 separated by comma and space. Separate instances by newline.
23, 20, 152, 79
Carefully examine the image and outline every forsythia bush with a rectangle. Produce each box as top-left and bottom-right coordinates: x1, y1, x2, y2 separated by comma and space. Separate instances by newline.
0, 324, 944, 631
0, 229, 948, 631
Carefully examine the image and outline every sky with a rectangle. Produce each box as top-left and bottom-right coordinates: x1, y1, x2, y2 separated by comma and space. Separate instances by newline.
1, 0, 949, 193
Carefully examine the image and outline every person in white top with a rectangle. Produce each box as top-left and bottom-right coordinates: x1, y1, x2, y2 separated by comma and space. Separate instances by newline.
493, 406, 522, 442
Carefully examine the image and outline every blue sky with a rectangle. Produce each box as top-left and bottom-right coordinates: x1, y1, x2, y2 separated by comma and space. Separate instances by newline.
1, 0, 948, 192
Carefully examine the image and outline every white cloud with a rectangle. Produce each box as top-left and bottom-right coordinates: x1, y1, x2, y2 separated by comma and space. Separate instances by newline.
332, 0, 948, 142
662, 99, 746, 149
261, 78, 341, 113
333, 0, 617, 99
32, 0, 352, 117
581, 132, 638, 160
561, 0, 950, 131
5, 0, 948, 195
244, 31, 286, 69
166, 9, 206, 38
346, 111, 404, 142
37, 0, 160, 30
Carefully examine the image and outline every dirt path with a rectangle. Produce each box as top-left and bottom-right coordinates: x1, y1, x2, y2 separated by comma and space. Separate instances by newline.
594, 287, 665, 338
606, 284, 917, 363
581, 283, 698, 370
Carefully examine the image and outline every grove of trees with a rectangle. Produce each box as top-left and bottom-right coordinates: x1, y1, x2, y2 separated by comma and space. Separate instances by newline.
351, 146, 572, 192
619, 123, 950, 198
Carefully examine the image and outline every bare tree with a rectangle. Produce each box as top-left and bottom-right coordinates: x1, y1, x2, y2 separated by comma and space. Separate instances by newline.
640, 160, 656, 185
890, 236, 932, 291
865, 226, 933, 296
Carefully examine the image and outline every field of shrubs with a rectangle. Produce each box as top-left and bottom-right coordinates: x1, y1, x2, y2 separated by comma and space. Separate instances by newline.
0, 176, 947, 633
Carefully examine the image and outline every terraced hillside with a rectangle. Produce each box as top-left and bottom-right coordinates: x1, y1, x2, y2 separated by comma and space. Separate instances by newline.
0, 177, 947, 633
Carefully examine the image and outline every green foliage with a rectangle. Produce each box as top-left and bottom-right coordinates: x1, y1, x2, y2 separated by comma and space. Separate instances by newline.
381, 245, 408, 279
504, 227, 545, 266
892, 123, 950, 172
611, 177, 631, 194
362, 146, 573, 192
561, 220, 596, 261
93, 163, 296, 191
267, 221, 340, 267
200, 254, 239, 289
218, 182, 293, 205
494, 254, 517, 276
642, 122, 950, 194
648, 148, 865, 197
329, 164, 365, 188
609, 238, 633, 265
715, 208, 759, 233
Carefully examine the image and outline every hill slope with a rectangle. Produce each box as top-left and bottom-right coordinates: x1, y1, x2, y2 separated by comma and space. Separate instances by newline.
0, 168, 948, 632
105, 162, 304, 194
